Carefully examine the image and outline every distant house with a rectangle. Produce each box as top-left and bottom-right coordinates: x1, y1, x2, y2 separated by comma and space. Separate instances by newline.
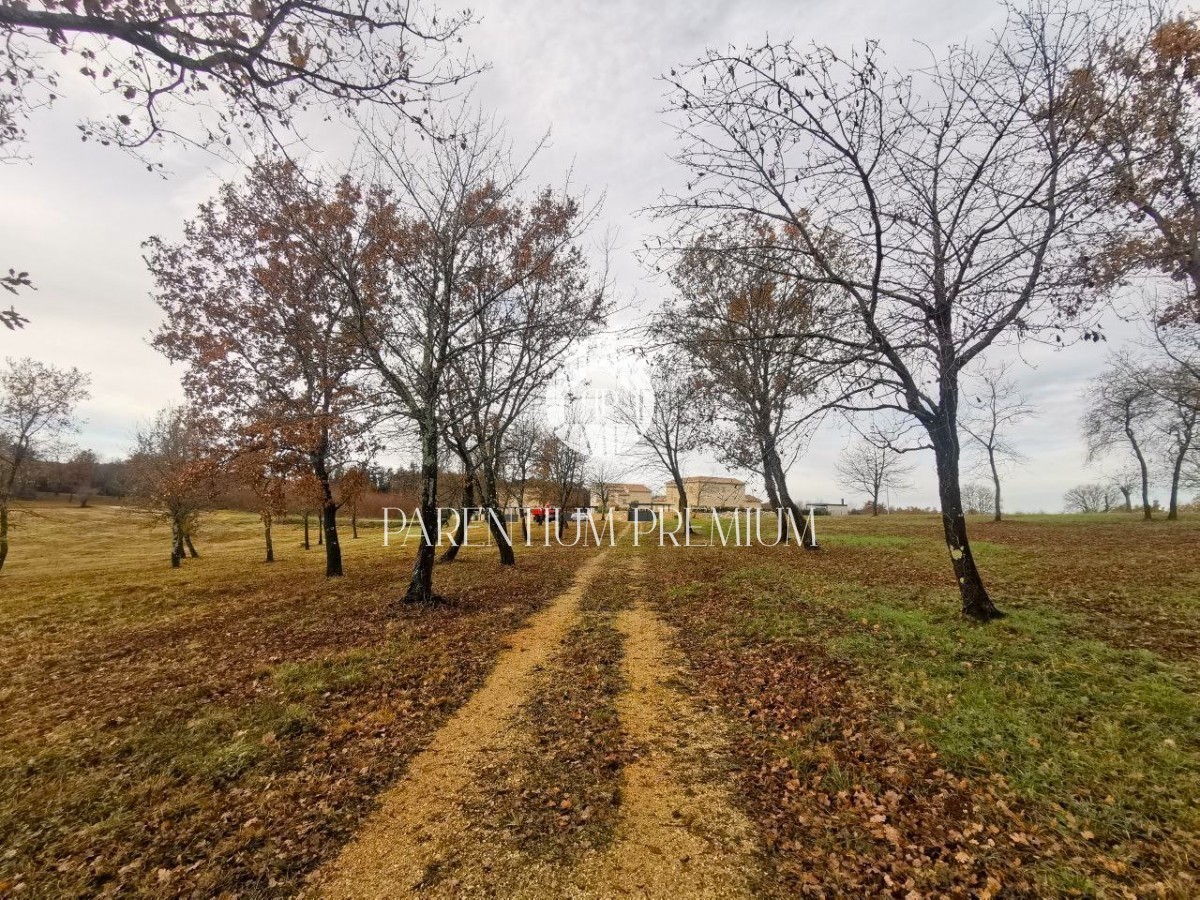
664, 475, 763, 510
591, 482, 653, 509
800, 498, 850, 517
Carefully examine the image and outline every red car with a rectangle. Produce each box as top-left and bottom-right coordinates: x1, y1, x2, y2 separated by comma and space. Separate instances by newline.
530, 507, 558, 525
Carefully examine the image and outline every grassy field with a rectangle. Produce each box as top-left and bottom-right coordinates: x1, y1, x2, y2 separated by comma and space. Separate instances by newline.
1, 503, 1198, 897
643, 511, 1200, 897
0, 503, 596, 897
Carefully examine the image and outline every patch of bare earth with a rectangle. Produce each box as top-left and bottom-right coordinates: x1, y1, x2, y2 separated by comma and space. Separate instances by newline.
576, 590, 762, 898
315, 551, 608, 897
316, 548, 761, 899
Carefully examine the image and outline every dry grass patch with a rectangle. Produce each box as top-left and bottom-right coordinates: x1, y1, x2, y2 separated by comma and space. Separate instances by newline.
0, 503, 593, 897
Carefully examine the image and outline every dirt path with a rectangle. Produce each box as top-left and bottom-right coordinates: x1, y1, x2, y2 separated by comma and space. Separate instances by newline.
577, 592, 761, 897
316, 547, 760, 899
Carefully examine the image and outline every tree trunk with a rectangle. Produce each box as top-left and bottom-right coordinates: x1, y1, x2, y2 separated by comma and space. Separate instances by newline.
930, 428, 1003, 620
263, 511, 274, 563
440, 478, 473, 563
760, 461, 787, 537
1119, 486, 1132, 511
185, 534, 199, 558
1168, 456, 1182, 521
404, 418, 439, 604
1166, 413, 1195, 521
486, 503, 515, 564
871, 481, 881, 516
303, 511, 311, 549
0, 499, 9, 573
171, 519, 184, 569
352, 511, 358, 539
321, 500, 341, 575
1127, 428, 1152, 520
311, 451, 343, 578
988, 447, 1002, 522
481, 469, 514, 565
670, 470, 689, 518
765, 443, 809, 546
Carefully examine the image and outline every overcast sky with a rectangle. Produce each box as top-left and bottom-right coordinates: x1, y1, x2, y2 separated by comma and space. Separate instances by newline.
0, 0, 1162, 513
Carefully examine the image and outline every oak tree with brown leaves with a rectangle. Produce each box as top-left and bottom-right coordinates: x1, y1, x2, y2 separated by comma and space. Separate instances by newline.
229, 440, 292, 562
1069, 8, 1200, 324
148, 159, 368, 577
127, 405, 217, 568
340, 116, 604, 600
662, 220, 846, 542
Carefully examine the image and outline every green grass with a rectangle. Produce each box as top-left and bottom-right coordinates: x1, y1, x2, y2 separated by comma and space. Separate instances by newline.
820, 533, 917, 549
647, 511, 1200, 895
836, 603, 1200, 842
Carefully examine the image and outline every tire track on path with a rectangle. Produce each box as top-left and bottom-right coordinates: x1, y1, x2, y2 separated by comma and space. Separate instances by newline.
317, 547, 611, 898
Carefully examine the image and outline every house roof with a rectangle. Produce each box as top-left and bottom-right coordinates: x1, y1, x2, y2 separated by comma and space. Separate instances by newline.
612, 482, 651, 492
744, 494, 764, 503
681, 475, 744, 485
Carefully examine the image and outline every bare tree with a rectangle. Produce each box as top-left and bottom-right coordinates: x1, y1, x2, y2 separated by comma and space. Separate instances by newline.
537, 433, 587, 538
0, 0, 476, 158
1149, 363, 1199, 519
343, 116, 599, 601
1108, 461, 1141, 511
1148, 311, 1200, 384
657, 1, 1134, 617
502, 415, 540, 542
0, 357, 90, 571
587, 459, 628, 516
835, 439, 915, 516
961, 482, 996, 515
1135, 298, 1200, 517
1064, 482, 1118, 513
961, 363, 1037, 522
1083, 353, 1160, 520
612, 353, 708, 518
